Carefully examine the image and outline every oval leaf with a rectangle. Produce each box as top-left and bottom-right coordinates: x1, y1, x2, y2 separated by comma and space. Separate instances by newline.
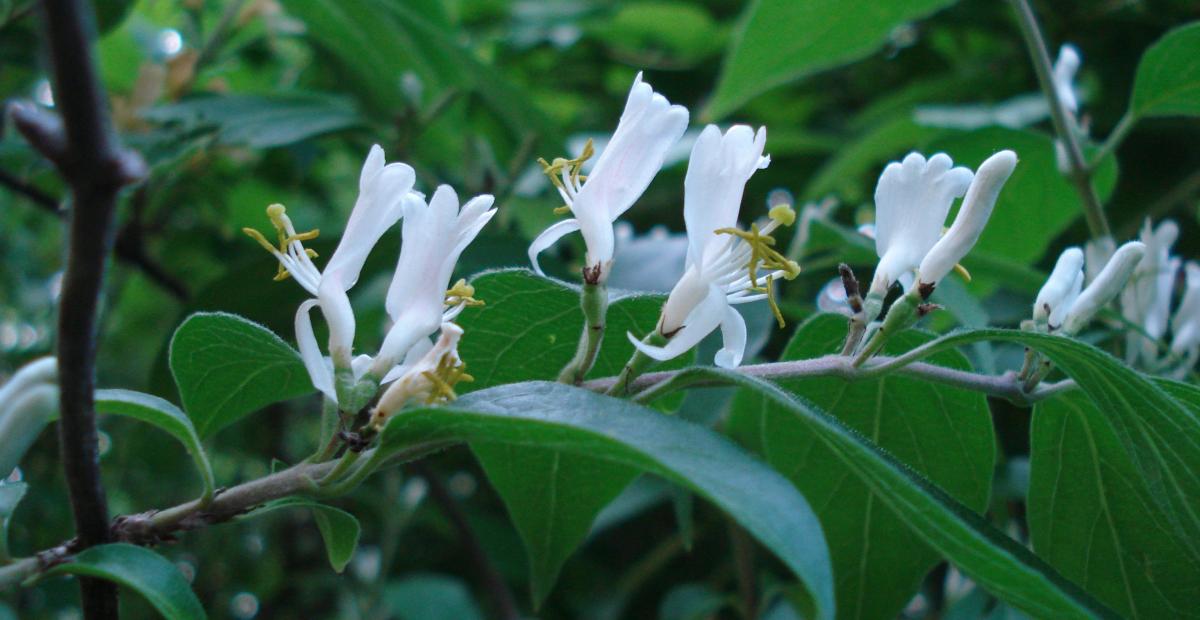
169, 312, 314, 438
46, 543, 206, 620
1130, 21, 1200, 119
376, 381, 836, 620
243, 498, 361, 573
94, 389, 215, 503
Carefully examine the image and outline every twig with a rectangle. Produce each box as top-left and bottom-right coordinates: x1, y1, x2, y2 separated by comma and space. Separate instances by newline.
1008, 0, 1112, 239
582, 355, 1076, 407
0, 168, 60, 213
411, 462, 520, 620
1088, 111, 1134, 171
9, 1, 148, 615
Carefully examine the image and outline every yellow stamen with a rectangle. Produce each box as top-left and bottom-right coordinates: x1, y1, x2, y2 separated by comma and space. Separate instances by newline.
445, 279, 485, 309
763, 275, 786, 328
241, 204, 320, 280
538, 139, 595, 216
420, 352, 474, 404
768, 204, 797, 226
715, 213, 803, 328
953, 263, 972, 283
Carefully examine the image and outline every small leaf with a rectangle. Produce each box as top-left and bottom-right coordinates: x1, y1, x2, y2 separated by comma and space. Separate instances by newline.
1130, 21, 1200, 119
169, 312, 314, 438
382, 573, 485, 620
376, 381, 836, 619
706, 0, 959, 119
142, 93, 365, 148
46, 543, 206, 620
0, 482, 28, 561
247, 499, 361, 573
95, 389, 215, 503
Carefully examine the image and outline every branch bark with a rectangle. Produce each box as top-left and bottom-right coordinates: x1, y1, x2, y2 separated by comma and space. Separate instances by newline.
9, 0, 147, 616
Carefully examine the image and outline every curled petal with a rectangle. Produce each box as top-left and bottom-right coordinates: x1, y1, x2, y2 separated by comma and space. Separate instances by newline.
296, 300, 336, 402
714, 305, 747, 368
528, 218, 581, 276
629, 285, 726, 362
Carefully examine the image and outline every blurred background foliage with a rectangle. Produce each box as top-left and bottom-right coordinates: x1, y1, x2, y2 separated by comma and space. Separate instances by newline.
2, 0, 1199, 618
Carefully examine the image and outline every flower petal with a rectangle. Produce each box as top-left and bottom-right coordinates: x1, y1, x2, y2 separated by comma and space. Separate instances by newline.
714, 304, 748, 368
527, 218, 581, 276
629, 285, 726, 362
296, 300, 336, 402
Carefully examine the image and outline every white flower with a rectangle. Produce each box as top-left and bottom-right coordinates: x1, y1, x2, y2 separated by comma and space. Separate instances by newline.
1084, 236, 1116, 284
627, 124, 777, 369
1052, 44, 1082, 114
370, 322, 470, 427
1033, 247, 1084, 329
1121, 219, 1180, 366
917, 150, 1018, 287
1062, 241, 1146, 334
245, 145, 415, 401
369, 186, 496, 377
1170, 262, 1200, 359
528, 72, 688, 283
868, 152, 974, 297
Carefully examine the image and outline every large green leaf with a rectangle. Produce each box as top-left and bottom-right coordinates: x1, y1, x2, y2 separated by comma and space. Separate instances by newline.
1030, 392, 1200, 619
142, 94, 364, 148
94, 389, 215, 503
45, 543, 206, 620
0, 482, 27, 561
375, 381, 836, 620
455, 269, 688, 603
728, 314, 995, 620
1129, 21, 1200, 119
636, 367, 1114, 618
169, 312, 314, 438
706, 0, 958, 119
244, 498, 361, 573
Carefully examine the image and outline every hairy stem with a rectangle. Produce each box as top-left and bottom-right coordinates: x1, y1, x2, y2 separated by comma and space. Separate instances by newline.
558, 281, 608, 385
606, 332, 666, 396
1008, 0, 1112, 239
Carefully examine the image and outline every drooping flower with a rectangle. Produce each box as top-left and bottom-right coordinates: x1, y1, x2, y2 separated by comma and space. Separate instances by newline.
1062, 241, 1146, 335
370, 323, 472, 428
1032, 247, 1085, 329
916, 150, 1018, 288
529, 72, 688, 283
1170, 262, 1200, 366
369, 186, 496, 378
867, 152, 974, 300
1121, 219, 1180, 366
244, 145, 415, 400
628, 124, 794, 368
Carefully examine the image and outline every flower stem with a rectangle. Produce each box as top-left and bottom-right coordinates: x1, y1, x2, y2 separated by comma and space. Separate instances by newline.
1088, 110, 1134, 171
1008, 0, 1112, 239
558, 281, 609, 385
852, 289, 922, 367
606, 332, 666, 396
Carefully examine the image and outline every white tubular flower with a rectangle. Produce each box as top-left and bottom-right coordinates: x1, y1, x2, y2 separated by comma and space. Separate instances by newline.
371, 186, 496, 377
917, 150, 1018, 288
1170, 262, 1200, 360
1033, 247, 1085, 328
243, 146, 414, 399
869, 152, 974, 297
1062, 241, 1146, 335
529, 72, 688, 283
1052, 44, 1082, 114
370, 323, 471, 428
1085, 236, 1116, 284
1121, 219, 1180, 365
628, 124, 787, 369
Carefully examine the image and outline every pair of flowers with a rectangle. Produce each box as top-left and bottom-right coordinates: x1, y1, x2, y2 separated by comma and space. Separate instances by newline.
245, 146, 495, 421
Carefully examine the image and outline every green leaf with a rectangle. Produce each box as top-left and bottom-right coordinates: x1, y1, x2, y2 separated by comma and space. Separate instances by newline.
0, 482, 27, 561
142, 94, 365, 148
455, 269, 691, 603
169, 312, 315, 438
382, 573, 485, 620
46, 543, 206, 620
1030, 391, 1200, 618
94, 389, 216, 503
706, 0, 958, 119
246, 499, 361, 573
644, 367, 1114, 618
376, 381, 835, 620
729, 314, 995, 620
1130, 21, 1200, 119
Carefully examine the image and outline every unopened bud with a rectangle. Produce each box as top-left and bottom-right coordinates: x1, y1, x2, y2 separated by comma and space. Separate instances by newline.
1033, 247, 1085, 328
1062, 241, 1146, 334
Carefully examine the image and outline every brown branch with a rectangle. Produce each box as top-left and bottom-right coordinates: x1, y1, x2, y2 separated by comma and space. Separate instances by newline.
9, 0, 147, 616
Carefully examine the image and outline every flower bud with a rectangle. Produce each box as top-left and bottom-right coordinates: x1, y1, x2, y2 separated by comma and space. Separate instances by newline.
917, 150, 1018, 287
1033, 247, 1084, 328
1062, 241, 1146, 334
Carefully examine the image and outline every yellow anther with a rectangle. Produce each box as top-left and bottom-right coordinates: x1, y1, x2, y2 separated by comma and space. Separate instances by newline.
445, 278, 485, 309
763, 275, 786, 328
539, 139, 595, 216
420, 352, 474, 404
768, 204, 796, 226
953, 263, 972, 283
241, 203, 320, 281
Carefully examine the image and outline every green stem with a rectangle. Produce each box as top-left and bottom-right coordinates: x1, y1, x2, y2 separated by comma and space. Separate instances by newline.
1008, 0, 1112, 239
1088, 110, 1135, 171
852, 289, 922, 367
558, 281, 609, 385
317, 449, 362, 487
606, 332, 666, 396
